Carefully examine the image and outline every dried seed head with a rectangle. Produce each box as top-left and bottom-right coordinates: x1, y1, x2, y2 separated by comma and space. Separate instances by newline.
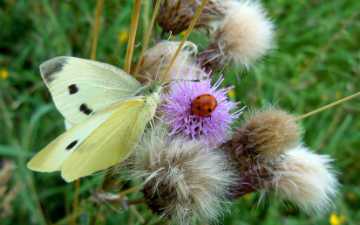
242, 107, 300, 158
261, 145, 339, 215
223, 106, 301, 163
134, 40, 201, 85
134, 125, 236, 224
199, 0, 274, 72
1, 183, 25, 218
0, 161, 16, 186
157, 0, 229, 35
0, 161, 25, 218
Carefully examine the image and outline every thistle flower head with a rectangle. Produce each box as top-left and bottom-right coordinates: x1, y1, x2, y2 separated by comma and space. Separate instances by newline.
134, 125, 236, 224
262, 145, 339, 215
160, 68, 244, 146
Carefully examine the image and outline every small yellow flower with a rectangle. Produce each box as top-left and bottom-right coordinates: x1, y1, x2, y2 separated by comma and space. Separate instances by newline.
290, 77, 298, 84
304, 57, 310, 65
180, 30, 187, 36
330, 213, 340, 225
117, 31, 129, 43
296, 65, 304, 72
335, 92, 342, 100
339, 215, 346, 223
0, 70, 9, 79
227, 89, 235, 98
322, 94, 329, 102
243, 193, 250, 201
330, 213, 346, 225
347, 192, 356, 201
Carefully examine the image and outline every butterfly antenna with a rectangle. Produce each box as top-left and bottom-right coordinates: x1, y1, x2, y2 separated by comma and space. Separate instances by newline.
173, 79, 185, 93
155, 53, 166, 81
154, 114, 164, 123
149, 116, 156, 133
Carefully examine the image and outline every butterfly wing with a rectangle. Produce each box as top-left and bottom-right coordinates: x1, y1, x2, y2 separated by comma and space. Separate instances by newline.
27, 97, 151, 182
27, 100, 132, 172
40, 56, 142, 125
60, 99, 150, 182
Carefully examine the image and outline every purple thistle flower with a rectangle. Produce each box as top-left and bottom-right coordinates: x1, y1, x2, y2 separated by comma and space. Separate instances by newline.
160, 68, 245, 146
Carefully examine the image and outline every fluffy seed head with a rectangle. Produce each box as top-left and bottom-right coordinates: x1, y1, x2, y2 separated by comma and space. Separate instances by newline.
262, 145, 339, 215
199, 0, 274, 71
157, 0, 229, 35
224, 106, 301, 162
134, 126, 236, 224
134, 40, 200, 85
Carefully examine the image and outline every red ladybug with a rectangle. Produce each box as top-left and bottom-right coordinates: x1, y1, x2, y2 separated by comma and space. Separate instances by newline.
191, 94, 218, 117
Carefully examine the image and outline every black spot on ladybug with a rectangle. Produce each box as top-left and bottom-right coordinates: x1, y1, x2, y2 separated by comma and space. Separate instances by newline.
208, 94, 210, 96
208, 109, 211, 112
68, 84, 78, 94
197, 96, 200, 99
197, 106, 200, 110
66, 140, 78, 150
80, 103, 93, 115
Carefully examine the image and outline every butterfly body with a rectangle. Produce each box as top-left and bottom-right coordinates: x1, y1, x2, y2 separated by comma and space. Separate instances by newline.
27, 57, 165, 182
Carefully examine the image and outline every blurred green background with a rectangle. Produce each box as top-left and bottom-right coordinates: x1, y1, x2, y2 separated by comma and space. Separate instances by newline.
1, 0, 360, 224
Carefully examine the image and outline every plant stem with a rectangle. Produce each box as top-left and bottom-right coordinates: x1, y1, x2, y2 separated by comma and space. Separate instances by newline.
133, 0, 161, 79
90, 0, 103, 61
124, 0, 142, 73
71, 179, 80, 225
143, 214, 154, 225
127, 197, 146, 205
161, 0, 209, 82
296, 92, 360, 121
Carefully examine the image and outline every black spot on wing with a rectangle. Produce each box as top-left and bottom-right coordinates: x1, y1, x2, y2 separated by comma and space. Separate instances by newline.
208, 109, 211, 112
66, 140, 78, 150
68, 84, 78, 94
40, 57, 68, 84
80, 103, 93, 115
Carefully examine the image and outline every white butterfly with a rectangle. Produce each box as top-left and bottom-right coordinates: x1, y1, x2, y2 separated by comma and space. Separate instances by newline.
27, 56, 165, 182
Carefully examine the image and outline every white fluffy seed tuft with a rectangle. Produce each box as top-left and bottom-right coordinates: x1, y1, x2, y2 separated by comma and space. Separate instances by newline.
135, 40, 201, 85
263, 145, 339, 214
215, 0, 274, 69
